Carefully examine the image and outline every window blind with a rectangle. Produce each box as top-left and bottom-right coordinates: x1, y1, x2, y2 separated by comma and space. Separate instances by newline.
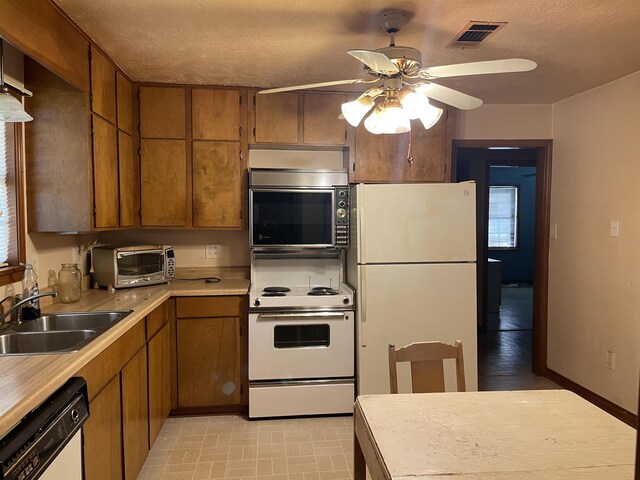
488, 185, 518, 249
0, 122, 10, 264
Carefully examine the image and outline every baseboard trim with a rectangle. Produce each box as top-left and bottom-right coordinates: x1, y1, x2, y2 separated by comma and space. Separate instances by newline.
545, 368, 637, 428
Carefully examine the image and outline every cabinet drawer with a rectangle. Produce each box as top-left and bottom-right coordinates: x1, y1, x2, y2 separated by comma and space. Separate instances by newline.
175, 296, 241, 318
146, 301, 169, 339
76, 320, 146, 401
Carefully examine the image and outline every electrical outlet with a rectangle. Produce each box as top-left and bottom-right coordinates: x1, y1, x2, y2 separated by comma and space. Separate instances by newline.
606, 349, 615, 370
205, 244, 221, 259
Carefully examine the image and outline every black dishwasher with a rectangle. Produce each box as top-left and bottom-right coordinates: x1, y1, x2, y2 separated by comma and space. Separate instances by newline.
0, 377, 89, 480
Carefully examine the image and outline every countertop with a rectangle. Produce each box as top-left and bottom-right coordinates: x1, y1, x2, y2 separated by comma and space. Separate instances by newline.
0, 278, 249, 439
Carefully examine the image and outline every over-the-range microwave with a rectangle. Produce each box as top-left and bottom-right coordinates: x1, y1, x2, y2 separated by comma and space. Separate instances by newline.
249, 169, 349, 250
92, 245, 175, 288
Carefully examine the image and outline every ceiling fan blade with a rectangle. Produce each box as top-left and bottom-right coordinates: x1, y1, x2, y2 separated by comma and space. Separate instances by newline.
348, 50, 399, 75
259, 78, 375, 94
420, 59, 537, 79
419, 82, 483, 110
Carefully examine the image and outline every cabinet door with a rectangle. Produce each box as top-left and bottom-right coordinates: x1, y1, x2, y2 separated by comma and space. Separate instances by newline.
139, 86, 186, 139
177, 316, 241, 407
83, 375, 122, 480
303, 93, 346, 145
351, 124, 406, 183
193, 141, 242, 228
90, 46, 116, 124
118, 131, 135, 227
121, 347, 149, 480
140, 139, 187, 226
148, 323, 171, 447
116, 72, 133, 134
253, 92, 299, 144
92, 114, 119, 228
402, 108, 453, 182
192, 89, 241, 141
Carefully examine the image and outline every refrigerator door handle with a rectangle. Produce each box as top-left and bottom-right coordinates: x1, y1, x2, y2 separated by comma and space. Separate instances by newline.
360, 269, 367, 347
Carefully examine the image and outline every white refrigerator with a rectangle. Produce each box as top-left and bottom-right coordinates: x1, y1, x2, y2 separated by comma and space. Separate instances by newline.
346, 182, 478, 395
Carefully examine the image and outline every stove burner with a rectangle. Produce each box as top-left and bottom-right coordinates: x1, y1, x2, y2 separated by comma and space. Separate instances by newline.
308, 287, 339, 296
262, 292, 286, 297
263, 286, 291, 293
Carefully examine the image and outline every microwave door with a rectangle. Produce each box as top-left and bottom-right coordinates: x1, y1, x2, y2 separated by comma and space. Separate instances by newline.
250, 189, 334, 248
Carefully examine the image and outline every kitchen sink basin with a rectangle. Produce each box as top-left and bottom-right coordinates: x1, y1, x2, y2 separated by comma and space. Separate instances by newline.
14, 310, 133, 333
0, 310, 133, 355
0, 330, 97, 355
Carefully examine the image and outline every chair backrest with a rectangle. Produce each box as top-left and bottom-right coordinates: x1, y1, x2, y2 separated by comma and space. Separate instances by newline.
388, 340, 466, 394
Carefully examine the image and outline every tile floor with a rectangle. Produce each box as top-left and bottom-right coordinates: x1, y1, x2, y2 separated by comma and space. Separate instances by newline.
137, 414, 354, 480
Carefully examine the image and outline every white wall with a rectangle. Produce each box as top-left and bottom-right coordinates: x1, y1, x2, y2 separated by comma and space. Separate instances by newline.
548, 71, 640, 413
454, 104, 552, 140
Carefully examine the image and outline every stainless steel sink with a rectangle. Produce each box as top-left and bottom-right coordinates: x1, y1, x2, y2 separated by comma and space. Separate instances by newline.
0, 310, 133, 355
0, 330, 97, 355
14, 310, 132, 333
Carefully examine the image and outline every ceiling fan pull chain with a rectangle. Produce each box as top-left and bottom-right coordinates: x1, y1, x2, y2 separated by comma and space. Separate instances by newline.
406, 130, 414, 166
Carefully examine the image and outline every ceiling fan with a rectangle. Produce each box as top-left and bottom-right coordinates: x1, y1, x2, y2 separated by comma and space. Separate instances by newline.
259, 11, 537, 135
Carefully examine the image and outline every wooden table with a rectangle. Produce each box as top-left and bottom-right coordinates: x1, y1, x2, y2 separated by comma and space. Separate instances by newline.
354, 390, 636, 479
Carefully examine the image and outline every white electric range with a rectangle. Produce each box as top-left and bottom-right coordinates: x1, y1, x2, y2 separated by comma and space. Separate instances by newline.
248, 257, 355, 418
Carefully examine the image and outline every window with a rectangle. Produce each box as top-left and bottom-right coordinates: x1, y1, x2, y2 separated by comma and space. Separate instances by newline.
488, 185, 518, 249
0, 118, 25, 286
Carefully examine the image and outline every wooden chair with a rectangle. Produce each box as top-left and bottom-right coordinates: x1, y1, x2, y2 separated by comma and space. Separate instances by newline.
388, 340, 466, 393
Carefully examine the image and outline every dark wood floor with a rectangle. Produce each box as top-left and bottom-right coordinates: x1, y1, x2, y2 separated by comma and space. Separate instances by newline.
478, 286, 559, 391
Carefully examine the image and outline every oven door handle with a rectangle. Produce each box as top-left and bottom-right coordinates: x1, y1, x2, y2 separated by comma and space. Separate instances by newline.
257, 312, 345, 320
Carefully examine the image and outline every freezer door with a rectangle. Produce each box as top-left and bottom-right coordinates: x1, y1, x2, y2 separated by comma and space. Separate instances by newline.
357, 183, 476, 264
356, 263, 477, 395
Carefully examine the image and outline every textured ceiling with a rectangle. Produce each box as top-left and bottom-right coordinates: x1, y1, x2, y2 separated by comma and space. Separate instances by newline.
53, 0, 640, 104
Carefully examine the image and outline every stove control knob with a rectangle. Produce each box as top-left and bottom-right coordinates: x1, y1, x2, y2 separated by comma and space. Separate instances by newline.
336, 208, 347, 219
254, 298, 261, 307
343, 297, 350, 305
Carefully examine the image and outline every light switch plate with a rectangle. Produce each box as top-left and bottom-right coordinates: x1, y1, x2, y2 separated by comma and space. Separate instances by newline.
610, 220, 620, 238
550, 224, 558, 239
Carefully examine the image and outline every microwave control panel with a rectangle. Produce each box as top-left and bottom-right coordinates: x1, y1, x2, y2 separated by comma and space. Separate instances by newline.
335, 187, 350, 248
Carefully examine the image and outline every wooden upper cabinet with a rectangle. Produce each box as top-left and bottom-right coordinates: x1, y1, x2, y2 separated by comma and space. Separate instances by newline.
116, 72, 133, 134
352, 124, 405, 183
193, 141, 243, 228
139, 86, 186, 139
140, 139, 187, 226
92, 115, 119, 228
402, 107, 454, 182
192, 89, 241, 141
90, 46, 116, 124
253, 92, 299, 144
351, 106, 454, 183
118, 131, 135, 227
303, 93, 346, 145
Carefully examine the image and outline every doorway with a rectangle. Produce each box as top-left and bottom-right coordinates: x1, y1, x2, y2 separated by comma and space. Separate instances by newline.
453, 140, 554, 390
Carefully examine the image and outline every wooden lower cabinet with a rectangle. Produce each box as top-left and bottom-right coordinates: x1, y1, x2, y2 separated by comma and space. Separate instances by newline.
177, 316, 241, 407
148, 322, 171, 446
175, 296, 246, 410
121, 347, 149, 480
83, 375, 123, 480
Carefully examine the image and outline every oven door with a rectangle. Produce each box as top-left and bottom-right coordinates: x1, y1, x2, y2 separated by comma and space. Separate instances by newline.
250, 189, 335, 248
249, 311, 354, 380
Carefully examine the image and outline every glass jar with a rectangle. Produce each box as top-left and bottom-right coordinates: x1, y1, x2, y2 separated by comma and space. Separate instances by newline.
58, 263, 82, 303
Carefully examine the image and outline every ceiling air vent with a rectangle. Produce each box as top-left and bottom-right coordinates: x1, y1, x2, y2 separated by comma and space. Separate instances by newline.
450, 21, 507, 48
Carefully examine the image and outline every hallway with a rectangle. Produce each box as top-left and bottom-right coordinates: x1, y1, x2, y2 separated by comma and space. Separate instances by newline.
478, 285, 559, 391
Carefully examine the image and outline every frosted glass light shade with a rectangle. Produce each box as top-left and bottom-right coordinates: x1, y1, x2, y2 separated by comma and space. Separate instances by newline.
340, 95, 374, 127
418, 103, 443, 129
0, 90, 33, 122
398, 89, 430, 120
364, 99, 410, 134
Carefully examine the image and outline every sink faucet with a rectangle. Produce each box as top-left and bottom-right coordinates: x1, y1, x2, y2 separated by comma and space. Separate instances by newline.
0, 292, 58, 328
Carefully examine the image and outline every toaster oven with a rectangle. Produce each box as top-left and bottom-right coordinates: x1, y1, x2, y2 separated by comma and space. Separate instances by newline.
92, 245, 175, 288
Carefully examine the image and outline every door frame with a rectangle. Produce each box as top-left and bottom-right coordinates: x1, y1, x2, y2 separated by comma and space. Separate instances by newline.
452, 139, 553, 375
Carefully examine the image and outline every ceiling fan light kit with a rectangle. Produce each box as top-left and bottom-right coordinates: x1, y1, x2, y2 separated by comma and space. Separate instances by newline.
0, 40, 32, 123
258, 10, 537, 135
